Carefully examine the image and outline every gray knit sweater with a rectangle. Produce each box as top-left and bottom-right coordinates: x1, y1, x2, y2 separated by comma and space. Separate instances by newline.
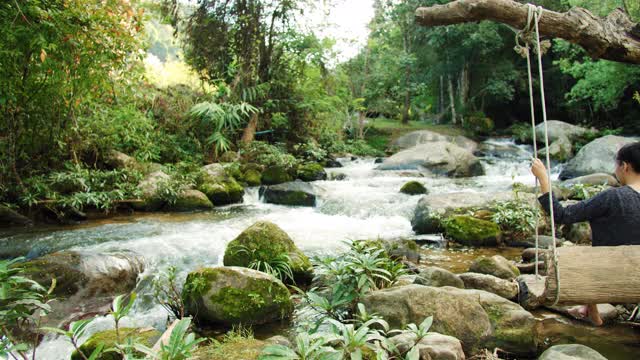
538, 186, 640, 246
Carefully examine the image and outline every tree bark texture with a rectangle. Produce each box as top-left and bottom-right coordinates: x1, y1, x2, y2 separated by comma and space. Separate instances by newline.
448, 76, 457, 124
241, 112, 258, 144
415, 0, 640, 65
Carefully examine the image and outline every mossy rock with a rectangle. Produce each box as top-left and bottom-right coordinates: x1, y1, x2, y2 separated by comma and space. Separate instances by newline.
20, 252, 88, 297
243, 169, 262, 186
296, 163, 327, 182
223, 221, 312, 284
192, 337, 266, 360
469, 255, 520, 280
182, 267, 293, 326
400, 181, 427, 195
261, 166, 293, 185
133, 170, 171, 211
223, 162, 244, 182
219, 151, 239, 163
443, 215, 502, 247
0, 204, 32, 227
198, 164, 245, 206
415, 266, 465, 288
71, 328, 161, 360
261, 181, 316, 207
165, 189, 213, 211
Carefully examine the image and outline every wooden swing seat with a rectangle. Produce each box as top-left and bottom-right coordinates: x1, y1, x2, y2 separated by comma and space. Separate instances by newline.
542, 245, 640, 305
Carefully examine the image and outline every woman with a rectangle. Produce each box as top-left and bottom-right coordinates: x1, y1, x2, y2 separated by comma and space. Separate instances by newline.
531, 141, 640, 326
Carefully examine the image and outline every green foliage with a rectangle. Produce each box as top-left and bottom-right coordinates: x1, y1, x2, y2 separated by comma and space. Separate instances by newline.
293, 142, 328, 163
153, 266, 186, 320
110, 293, 137, 343
568, 183, 608, 200
230, 245, 295, 283
137, 318, 205, 360
463, 111, 495, 135
491, 200, 539, 240
572, 127, 623, 153
239, 141, 299, 170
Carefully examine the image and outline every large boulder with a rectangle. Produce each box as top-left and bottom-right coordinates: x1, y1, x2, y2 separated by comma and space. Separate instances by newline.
400, 181, 428, 195
415, 267, 464, 288
561, 173, 619, 187
199, 164, 245, 205
72, 328, 161, 360
459, 272, 518, 300
0, 205, 32, 227
469, 255, 520, 280
443, 215, 502, 247
134, 170, 171, 211
391, 130, 478, 153
389, 332, 465, 360
535, 120, 589, 143
411, 191, 536, 234
296, 163, 327, 182
378, 142, 484, 178
261, 181, 316, 207
559, 135, 638, 180
20, 251, 144, 298
261, 166, 293, 185
164, 189, 213, 212
540, 135, 573, 162
538, 344, 607, 360
104, 150, 139, 171
362, 285, 537, 355
182, 266, 293, 326
223, 221, 312, 283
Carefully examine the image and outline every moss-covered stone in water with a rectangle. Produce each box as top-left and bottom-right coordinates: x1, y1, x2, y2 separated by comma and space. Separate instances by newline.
166, 189, 214, 211
296, 163, 327, 182
199, 178, 244, 205
20, 252, 88, 297
469, 255, 520, 280
182, 267, 293, 326
482, 304, 536, 354
223, 221, 312, 283
243, 169, 262, 186
400, 181, 427, 195
71, 328, 161, 360
443, 215, 501, 246
261, 166, 292, 185
192, 337, 266, 360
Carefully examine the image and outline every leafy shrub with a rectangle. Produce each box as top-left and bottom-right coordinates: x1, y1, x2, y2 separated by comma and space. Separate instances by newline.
464, 111, 495, 135
292, 141, 328, 163
153, 266, 186, 320
239, 141, 299, 170
229, 245, 295, 283
509, 123, 533, 144
569, 183, 608, 200
491, 200, 539, 240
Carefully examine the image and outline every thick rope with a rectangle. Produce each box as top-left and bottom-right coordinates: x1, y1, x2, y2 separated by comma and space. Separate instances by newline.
517, 4, 561, 304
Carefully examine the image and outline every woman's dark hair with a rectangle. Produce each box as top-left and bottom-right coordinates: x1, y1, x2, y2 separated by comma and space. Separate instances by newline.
616, 142, 640, 173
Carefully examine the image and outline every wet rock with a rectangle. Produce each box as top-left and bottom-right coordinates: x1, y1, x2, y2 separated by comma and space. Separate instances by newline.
385, 239, 421, 263
562, 173, 619, 187
261, 165, 294, 185
469, 255, 520, 280
165, 189, 213, 212
562, 222, 591, 245
443, 215, 502, 247
72, 327, 161, 360
362, 285, 537, 355
331, 173, 347, 181
540, 135, 573, 162
324, 159, 343, 168
134, 170, 171, 211
549, 304, 619, 324
559, 135, 638, 180
378, 142, 484, 178
538, 344, 607, 360
459, 272, 518, 300
0, 205, 32, 227
516, 274, 547, 310
534, 120, 590, 143
516, 261, 545, 275
21, 251, 144, 298
296, 162, 327, 182
522, 248, 550, 263
223, 221, 312, 284
374, 157, 384, 164
389, 332, 465, 360
415, 267, 464, 288
400, 181, 427, 195
243, 169, 262, 186
199, 164, 245, 205
261, 181, 316, 207
183, 266, 293, 326
391, 130, 478, 153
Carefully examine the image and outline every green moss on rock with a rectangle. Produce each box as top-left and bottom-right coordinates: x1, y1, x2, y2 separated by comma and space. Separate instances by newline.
443, 215, 501, 246
296, 163, 327, 182
223, 221, 312, 283
243, 169, 262, 186
400, 181, 427, 195
469, 255, 520, 280
261, 166, 293, 185
20, 252, 87, 297
71, 328, 161, 360
166, 189, 213, 211
199, 178, 244, 205
192, 337, 266, 360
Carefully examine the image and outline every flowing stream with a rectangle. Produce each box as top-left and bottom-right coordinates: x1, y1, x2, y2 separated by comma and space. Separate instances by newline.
2, 138, 638, 359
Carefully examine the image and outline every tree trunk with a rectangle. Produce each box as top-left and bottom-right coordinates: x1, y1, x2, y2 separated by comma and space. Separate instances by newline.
358, 111, 366, 139
415, 0, 640, 65
439, 75, 444, 116
459, 62, 470, 109
241, 112, 258, 144
448, 76, 457, 124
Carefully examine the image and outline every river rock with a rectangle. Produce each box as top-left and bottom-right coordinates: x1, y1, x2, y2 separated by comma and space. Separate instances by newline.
443, 215, 502, 247
135, 170, 171, 211
104, 150, 139, 171
165, 189, 213, 211
469, 255, 520, 280
391, 130, 478, 153
378, 142, 484, 178
400, 181, 428, 195
261, 180, 317, 207
296, 163, 327, 182
362, 285, 537, 355
0, 205, 32, 227
516, 274, 547, 310
559, 135, 638, 180
21, 251, 144, 298
262, 165, 293, 185
507, 235, 561, 249
415, 267, 464, 288
199, 164, 245, 205
562, 222, 591, 245
540, 135, 573, 162
562, 173, 619, 187
475, 140, 530, 160
459, 272, 518, 300
522, 248, 550, 263
183, 266, 293, 326
223, 221, 312, 283
535, 120, 589, 143
411, 191, 536, 234
538, 344, 607, 360
390, 332, 465, 360
385, 239, 421, 263
71, 327, 161, 360
549, 304, 619, 324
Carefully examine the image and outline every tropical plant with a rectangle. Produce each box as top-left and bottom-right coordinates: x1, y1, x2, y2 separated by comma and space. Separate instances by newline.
569, 183, 608, 200
259, 332, 341, 360
136, 318, 204, 360
228, 245, 295, 283
110, 293, 137, 343
153, 266, 186, 320
43, 319, 104, 360
491, 200, 539, 240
